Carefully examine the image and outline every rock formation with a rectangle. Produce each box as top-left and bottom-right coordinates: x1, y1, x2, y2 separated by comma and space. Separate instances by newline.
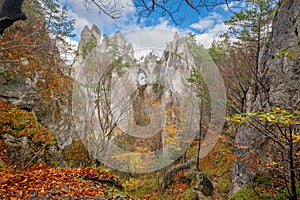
0, 56, 72, 149
72, 25, 213, 172
230, 0, 300, 194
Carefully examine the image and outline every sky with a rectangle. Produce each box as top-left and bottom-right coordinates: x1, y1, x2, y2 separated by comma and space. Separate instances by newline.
58, 0, 242, 59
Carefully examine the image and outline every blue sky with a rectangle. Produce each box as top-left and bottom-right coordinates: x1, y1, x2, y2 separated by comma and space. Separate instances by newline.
58, 0, 241, 58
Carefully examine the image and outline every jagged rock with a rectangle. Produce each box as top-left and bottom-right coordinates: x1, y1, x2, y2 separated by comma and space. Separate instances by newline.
72, 25, 201, 172
230, 0, 300, 195
91, 24, 101, 44
2, 134, 33, 163
195, 171, 214, 197
77, 25, 101, 58
0, 74, 40, 110
162, 160, 196, 191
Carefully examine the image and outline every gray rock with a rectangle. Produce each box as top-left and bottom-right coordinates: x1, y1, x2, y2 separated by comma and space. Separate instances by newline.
230, 0, 300, 194
195, 171, 214, 197
71, 25, 202, 170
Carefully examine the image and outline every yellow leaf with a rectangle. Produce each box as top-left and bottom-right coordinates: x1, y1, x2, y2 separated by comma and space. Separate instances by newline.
7, 53, 13, 59
272, 161, 277, 165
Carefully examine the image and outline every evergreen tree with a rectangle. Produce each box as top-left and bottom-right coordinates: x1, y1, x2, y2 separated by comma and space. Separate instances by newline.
41, 0, 76, 64
224, 0, 276, 73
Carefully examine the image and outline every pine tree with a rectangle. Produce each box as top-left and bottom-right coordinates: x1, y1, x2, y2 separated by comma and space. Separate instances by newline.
40, 0, 76, 64
224, 0, 276, 73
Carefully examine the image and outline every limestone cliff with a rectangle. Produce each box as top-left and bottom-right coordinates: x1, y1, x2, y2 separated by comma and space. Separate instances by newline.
72, 26, 212, 172
230, 0, 300, 194
0, 0, 78, 158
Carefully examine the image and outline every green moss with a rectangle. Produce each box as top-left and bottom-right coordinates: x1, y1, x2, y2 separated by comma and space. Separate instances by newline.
124, 174, 159, 199
0, 99, 57, 146
252, 175, 272, 188
177, 188, 198, 200
218, 178, 231, 196
229, 188, 255, 200
273, 184, 300, 200
229, 178, 300, 200
0, 160, 6, 168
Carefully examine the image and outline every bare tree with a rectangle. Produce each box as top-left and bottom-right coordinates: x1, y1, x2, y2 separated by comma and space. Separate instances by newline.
83, 0, 124, 19
92, 64, 132, 166
133, 0, 239, 24
82, 0, 242, 24
0, 0, 242, 33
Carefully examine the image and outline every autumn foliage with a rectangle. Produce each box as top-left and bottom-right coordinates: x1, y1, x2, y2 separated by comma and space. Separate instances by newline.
0, 98, 56, 145
0, 0, 73, 125
0, 163, 122, 199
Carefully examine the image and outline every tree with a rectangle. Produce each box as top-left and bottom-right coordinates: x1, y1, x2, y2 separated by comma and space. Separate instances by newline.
230, 0, 300, 197
85, 0, 241, 24
229, 108, 299, 199
214, 0, 276, 114
209, 37, 252, 114
40, 0, 76, 64
224, 0, 275, 74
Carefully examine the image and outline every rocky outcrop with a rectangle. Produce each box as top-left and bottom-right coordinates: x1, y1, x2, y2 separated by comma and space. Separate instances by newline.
0, 71, 40, 110
0, 5, 73, 150
230, 0, 300, 194
0, 59, 72, 149
195, 171, 214, 197
72, 25, 211, 172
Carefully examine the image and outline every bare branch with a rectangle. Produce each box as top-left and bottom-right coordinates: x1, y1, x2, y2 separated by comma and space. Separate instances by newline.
133, 0, 242, 26
83, 0, 124, 19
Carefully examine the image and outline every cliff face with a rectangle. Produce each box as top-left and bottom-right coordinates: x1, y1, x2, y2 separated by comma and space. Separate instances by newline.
72, 25, 218, 172
0, 41, 72, 149
0, 0, 75, 167
230, 0, 300, 194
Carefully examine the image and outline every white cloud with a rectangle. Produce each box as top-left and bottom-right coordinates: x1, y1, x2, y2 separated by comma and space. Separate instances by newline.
191, 13, 229, 48
55, 2, 229, 56
58, 0, 135, 39
191, 18, 214, 32
190, 12, 223, 32
219, 1, 244, 12
194, 25, 228, 47
123, 20, 188, 59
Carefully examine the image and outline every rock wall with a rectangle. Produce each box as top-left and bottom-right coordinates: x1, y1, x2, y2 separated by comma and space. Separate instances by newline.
72, 25, 206, 172
230, 0, 300, 194
0, 59, 73, 149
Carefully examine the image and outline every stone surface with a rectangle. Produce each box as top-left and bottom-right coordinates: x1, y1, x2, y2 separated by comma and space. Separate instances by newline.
0, 33, 73, 150
0, 73, 40, 110
71, 25, 204, 172
230, 0, 300, 194
195, 171, 214, 197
